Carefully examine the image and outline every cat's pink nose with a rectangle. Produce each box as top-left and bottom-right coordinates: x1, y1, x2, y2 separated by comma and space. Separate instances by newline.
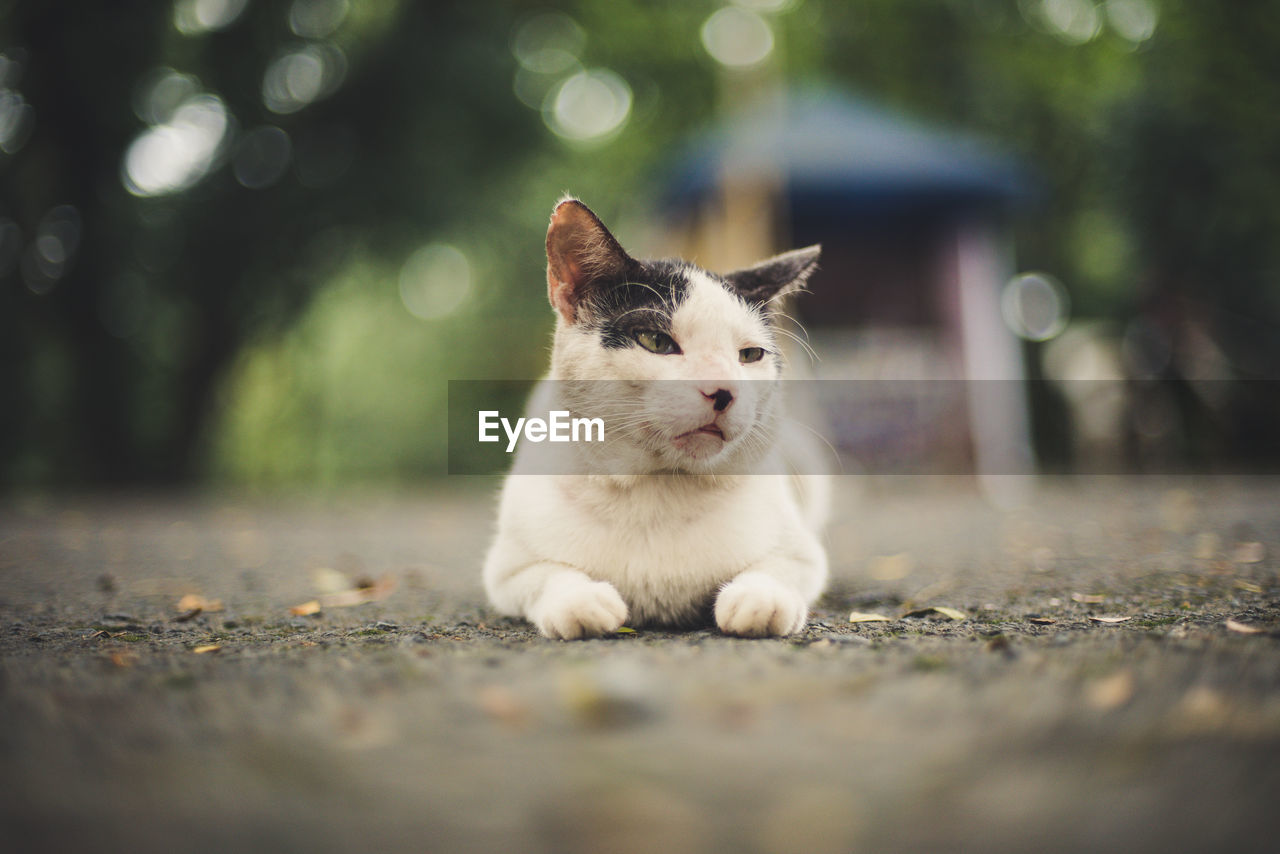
703, 388, 734, 412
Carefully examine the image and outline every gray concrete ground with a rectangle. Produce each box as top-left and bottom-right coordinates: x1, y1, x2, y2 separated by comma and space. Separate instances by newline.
2, 476, 1278, 853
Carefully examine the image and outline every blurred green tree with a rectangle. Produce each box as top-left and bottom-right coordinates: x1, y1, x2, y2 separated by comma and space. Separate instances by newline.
2, 0, 1277, 486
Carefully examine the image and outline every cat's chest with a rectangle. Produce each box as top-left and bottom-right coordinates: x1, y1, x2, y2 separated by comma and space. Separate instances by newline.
551, 477, 782, 572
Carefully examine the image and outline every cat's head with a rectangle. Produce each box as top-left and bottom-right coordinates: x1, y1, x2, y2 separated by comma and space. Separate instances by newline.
544, 197, 819, 474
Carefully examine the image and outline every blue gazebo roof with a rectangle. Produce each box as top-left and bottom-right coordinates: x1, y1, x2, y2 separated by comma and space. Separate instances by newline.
664, 90, 1035, 219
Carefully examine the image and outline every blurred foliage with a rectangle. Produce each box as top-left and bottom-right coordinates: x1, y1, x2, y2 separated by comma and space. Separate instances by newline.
1, 0, 1278, 487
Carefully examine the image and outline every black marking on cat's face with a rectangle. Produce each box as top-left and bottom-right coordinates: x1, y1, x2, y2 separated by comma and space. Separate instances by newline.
580, 259, 692, 350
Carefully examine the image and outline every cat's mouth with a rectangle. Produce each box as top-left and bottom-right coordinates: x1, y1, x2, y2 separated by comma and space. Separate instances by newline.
670, 425, 732, 450
676, 423, 725, 441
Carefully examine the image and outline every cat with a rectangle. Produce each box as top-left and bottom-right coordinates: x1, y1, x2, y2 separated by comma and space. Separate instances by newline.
482, 197, 829, 639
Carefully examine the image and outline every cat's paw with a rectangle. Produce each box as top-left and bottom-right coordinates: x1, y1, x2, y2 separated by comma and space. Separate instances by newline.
715, 573, 808, 638
530, 578, 628, 640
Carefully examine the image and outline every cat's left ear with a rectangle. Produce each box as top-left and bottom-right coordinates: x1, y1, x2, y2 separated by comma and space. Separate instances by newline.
546, 198, 632, 324
724, 245, 821, 304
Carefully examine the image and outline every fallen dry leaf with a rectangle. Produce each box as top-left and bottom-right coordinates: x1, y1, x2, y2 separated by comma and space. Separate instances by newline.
1225, 619, 1264, 635
173, 607, 203, 622
176, 593, 224, 613
901, 606, 967, 621
1233, 579, 1264, 594
318, 574, 398, 608
1028, 617, 1057, 625
1072, 592, 1106, 604
290, 600, 322, 616
319, 589, 369, 608
192, 644, 222, 654
848, 611, 893, 623
1088, 615, 1132, 624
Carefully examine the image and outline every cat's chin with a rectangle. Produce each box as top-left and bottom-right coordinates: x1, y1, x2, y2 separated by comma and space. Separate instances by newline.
670, 427, 729, 461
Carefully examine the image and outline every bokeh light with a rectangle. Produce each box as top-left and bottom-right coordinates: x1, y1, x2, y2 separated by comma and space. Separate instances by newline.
233, 125, 293, 189
132, 68, 201, 126
510, 13, 586, 112
1002, 272, 1070, 342
262, 43, 347, 114
21, 205, 81, 295
122, 94, 230, 197
173, 0, 249, 35
543, 69, 632, 142
1104, 0, 1157, 44
0, 51, 19, 86
512, 12, 585, 75
514, 63, 579, 111
0, 86, 34, 154
733, 0, 796, 11
701, 7, 775, 68
398, 244, 473, 320
737, 0, 793, 10
1038, 0, 1102, 45
289, 0, 349, 39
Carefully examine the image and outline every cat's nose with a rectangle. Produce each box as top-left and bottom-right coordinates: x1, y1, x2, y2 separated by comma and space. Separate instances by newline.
704, 388, 734, 412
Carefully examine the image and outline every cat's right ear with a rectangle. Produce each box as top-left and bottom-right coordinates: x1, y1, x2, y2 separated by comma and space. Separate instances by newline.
546, 198, 631, 324
723, 244, 822, 305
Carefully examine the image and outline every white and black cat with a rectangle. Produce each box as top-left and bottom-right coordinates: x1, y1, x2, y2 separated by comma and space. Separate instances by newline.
483, 197, 829, 639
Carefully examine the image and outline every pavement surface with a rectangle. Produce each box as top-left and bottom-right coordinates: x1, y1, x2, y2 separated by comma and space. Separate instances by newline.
2, 476, 1278, 853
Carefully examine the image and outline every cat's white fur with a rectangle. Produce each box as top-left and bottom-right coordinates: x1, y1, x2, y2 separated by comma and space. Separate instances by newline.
483, 203, 829, 639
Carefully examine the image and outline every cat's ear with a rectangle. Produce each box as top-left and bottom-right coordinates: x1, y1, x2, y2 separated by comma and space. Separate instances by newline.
724, 245, 821, 304
546, 198, 632, 323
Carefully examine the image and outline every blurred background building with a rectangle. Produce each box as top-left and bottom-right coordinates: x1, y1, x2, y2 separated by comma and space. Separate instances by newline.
660, 89, 1035, 476
1, 0, 1278, 488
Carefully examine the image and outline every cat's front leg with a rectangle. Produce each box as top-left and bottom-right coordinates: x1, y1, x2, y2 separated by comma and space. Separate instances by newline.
715, 528, 827, 638
715, 570, 810, 638
531, 570, 628, 639
492, 562, 628, 640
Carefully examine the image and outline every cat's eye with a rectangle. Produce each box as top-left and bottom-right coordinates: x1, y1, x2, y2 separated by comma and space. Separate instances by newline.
634, 330, 680, 355
739, 346, 766, 364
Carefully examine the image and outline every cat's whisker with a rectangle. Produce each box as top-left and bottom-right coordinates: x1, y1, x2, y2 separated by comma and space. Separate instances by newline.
620, 279, 673, 308
784, 417, 842, 471
771, 325, 820, 364
606, 305, 671, 325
